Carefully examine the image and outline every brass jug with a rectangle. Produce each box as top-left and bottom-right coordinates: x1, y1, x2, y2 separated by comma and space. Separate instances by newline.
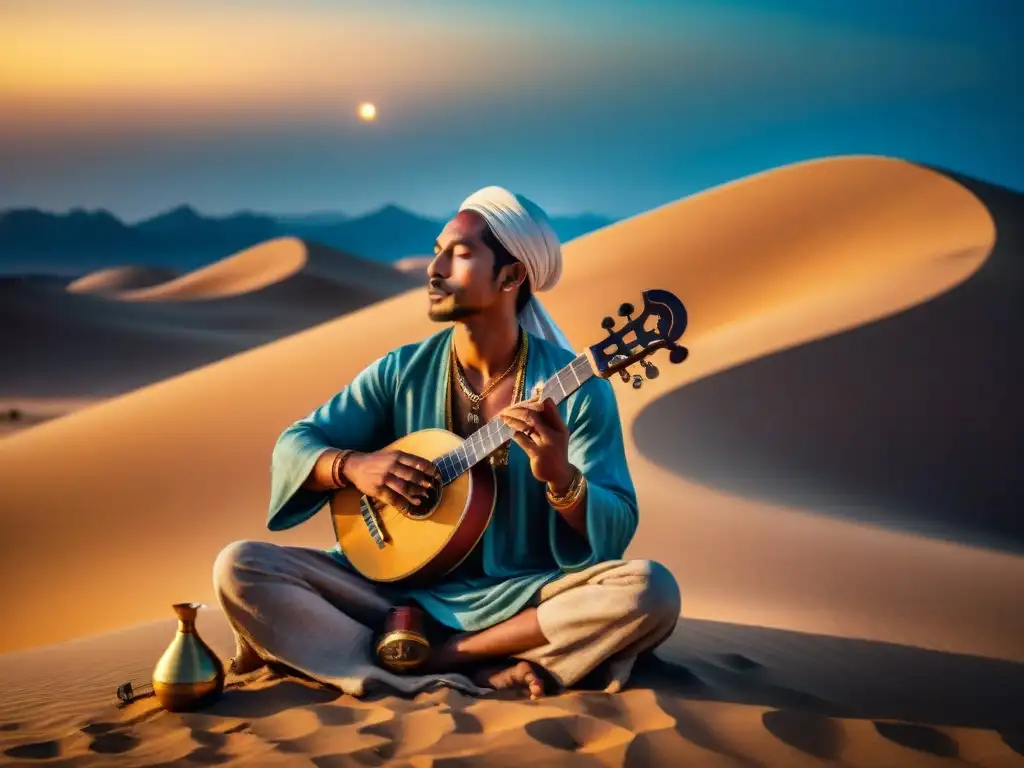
152, 602, 225, 712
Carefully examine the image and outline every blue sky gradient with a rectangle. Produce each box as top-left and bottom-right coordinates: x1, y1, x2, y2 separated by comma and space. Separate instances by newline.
1, 0, 1019, 220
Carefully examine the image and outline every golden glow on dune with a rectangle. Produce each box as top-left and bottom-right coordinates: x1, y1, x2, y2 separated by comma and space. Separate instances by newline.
1, 157, 1017, 662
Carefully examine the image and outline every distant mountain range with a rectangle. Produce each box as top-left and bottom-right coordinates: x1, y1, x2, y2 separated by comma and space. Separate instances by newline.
0, 204, 616, 276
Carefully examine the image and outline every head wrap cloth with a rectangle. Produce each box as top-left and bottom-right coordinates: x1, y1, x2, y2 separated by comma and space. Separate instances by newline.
458, 186, 575, 353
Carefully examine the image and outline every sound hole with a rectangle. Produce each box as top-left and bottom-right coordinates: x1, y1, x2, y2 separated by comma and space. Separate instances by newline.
405, 477, 442, 519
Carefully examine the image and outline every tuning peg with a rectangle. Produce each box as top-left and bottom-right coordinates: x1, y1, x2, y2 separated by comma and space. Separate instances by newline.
642, 360, 659, 379
631, 374, 643, 390
668, 344, 689, 364
601, 316, 615, 332
618, 303, 634, 319
619, 369, 631, 382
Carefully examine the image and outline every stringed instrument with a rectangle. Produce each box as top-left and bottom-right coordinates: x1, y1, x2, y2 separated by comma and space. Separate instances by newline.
329, 288, 689, 584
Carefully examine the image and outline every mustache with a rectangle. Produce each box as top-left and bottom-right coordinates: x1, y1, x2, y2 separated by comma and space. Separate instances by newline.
428, 279, 451, 294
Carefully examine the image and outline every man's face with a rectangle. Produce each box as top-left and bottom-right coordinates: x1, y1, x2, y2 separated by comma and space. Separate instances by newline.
427, 210, 507, 322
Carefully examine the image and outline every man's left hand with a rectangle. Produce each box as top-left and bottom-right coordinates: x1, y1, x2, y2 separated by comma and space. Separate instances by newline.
500, 395, 575, 493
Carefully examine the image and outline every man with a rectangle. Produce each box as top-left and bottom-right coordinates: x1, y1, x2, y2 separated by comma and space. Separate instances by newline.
213, 186, 681, 699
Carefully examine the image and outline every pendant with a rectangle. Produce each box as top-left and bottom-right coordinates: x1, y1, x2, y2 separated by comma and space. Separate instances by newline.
467, 409, 480, 425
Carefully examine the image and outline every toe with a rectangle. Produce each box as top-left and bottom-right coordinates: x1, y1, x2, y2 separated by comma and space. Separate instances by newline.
528, 677, 545, 699
519, 662, 545, 699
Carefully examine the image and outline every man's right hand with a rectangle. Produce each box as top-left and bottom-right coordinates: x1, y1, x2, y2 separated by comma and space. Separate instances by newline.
344, 450, 442, 511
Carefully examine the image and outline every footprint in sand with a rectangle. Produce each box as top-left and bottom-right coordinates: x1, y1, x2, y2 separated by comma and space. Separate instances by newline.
524, 714, 634, 754
653, 693, 755, 765
873, 721, 960, 759
311, 704, 375, 728
183, 734, 250, 766
761, 709, 846, 760
184, 745, 227, 764
3, 739, 61, 760
81, 721, 140, 755
450, 710, 484, 734
189, 725, 234, 753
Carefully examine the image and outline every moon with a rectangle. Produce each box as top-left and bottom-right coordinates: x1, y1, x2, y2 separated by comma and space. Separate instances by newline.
357, 102, 377, 122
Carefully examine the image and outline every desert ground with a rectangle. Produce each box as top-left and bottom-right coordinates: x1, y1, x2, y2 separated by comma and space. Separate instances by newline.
0, 238, 418, 406
0, 155, 1021, 766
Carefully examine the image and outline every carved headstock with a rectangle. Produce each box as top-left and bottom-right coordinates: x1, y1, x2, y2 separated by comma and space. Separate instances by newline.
585, 289, 689, 389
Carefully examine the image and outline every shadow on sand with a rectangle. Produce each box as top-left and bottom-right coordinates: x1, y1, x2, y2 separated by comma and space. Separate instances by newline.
632, 171, 1024, 553
12, 617, 1021, 766
636, 618, 1024, 761
650, 618, 1024, 730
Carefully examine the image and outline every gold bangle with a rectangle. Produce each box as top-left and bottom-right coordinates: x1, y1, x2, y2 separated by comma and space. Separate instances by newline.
550, 476, 586, 510
547, 468, 585, 509
552, 468, 582, 501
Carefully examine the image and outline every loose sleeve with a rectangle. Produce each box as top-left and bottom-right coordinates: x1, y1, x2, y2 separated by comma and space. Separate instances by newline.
549, 377, 639, 571
267, 352, 397, 531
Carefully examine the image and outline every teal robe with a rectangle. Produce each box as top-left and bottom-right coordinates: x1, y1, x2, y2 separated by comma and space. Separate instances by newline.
267, 326, 639, 632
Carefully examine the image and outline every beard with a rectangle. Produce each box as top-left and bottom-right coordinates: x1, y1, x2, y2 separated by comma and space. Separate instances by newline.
427, 291, 482, 322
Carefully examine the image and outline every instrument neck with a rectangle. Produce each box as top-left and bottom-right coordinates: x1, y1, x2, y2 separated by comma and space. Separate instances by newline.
435, 352, 594, 484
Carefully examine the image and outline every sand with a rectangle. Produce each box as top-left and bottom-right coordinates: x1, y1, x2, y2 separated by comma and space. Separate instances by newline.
66, 266, 182, 295
107, 237, 413, 303
0, 398, 99, 438
0, 156, 1021, 766
2, 609, 1021, 766
394, 255, 434, 274
0, 238, 419, 403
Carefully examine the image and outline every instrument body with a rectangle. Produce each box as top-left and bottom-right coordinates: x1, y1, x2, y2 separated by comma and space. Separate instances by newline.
330, 429, 496, 584
329, 288, 690, 585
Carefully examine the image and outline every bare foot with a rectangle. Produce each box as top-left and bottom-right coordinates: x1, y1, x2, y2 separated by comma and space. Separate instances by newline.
474, 660, 546, 700
228, 646, 267, 676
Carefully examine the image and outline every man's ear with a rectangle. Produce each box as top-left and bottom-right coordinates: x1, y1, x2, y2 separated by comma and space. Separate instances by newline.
501, 263, 527, 292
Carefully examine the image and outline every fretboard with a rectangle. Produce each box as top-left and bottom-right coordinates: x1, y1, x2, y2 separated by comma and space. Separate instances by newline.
434, 352, 594, 484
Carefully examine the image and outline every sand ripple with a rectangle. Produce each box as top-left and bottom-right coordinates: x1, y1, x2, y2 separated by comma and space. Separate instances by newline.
4, 672, 1021, 767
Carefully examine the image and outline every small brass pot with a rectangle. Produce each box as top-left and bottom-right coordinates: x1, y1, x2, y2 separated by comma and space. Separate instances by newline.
152, 602, 225, 712
376, 606, 431, 673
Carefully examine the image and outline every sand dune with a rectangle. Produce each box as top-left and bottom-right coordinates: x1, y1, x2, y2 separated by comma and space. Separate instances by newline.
1, 155, 1022, 765
109, 237, 413, 303
66, 265, 181, 295
0, 276, 251, 398
113, 237, 310, 301
0, 398, 98, 438
0, 154, 1014, 652
0, 238, 419, 399
394, 254, 434, 274
632, 169, 1024, 553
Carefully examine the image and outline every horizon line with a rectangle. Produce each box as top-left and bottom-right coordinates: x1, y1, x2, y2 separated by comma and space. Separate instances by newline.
0, 201, 620, 225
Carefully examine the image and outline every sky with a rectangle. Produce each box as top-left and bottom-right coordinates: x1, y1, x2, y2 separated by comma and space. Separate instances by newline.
1, 0, 1020, 221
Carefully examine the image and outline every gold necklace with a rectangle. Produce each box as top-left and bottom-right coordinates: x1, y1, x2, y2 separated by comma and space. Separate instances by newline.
451, 331, 526, 425
492, 334, 529, 466
446, 330, 529, 467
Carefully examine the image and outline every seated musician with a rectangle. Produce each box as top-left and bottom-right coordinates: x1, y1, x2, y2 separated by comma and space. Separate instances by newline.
213, 186, 681, 699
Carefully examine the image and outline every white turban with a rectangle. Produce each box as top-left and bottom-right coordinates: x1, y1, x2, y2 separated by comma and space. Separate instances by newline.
458, 186, 574, 352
